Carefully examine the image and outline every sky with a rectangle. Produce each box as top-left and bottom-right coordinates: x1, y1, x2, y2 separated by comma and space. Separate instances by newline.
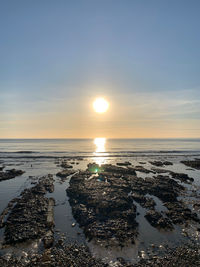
0, 0, 200, 138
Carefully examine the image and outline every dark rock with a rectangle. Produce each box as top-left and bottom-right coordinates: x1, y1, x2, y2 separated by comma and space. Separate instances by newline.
60, 161, 73, 169
145, 210, 174, 230
56, 169, 76, 178
131, 193, 156, 210
151, 168, 170, 174
116, 161, 132, 166
0, 198, 19, 228
67, 163, 198, 242
149, 161, 173, 167
129, 173, 199, 227
0, 243, 107, 267
130, 174, 184, 203
151, 168, 194, 184
87, 163, 137, 176
43, 230, 54, 248
135, 244, 200, 267
133, 166, 155, 174
181, 159, 200, 170
67, 168, 138, 245
171, 172, 194, 183
2, 175, 55, 246
165, 201, 200, 224
0, 169, 25, 182
0, 166, 4, 171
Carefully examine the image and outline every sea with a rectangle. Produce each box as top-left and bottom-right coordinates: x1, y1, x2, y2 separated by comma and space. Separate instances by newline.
0, 138, 200, 157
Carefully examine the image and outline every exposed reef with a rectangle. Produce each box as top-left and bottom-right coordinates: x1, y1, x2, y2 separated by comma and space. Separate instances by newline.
181, 159, 200, 170
67, 163, 200, 239
0, 175, 55, 247
151, 168, 194, 184
67, 165, 138, 246
149, 161, 173, 167
144, 210, 174, 230
0, 242, 200, 267
0, 158, 200, 267
60, 161, 73, 169
0, 242, 107, 267
0, 169, 24, 182
134, 244, 200, 267
116, 161, 132, 166
56, 169, 76, 179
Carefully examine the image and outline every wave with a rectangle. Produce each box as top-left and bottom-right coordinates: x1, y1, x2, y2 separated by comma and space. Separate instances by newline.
0, 151, 37, 154
1, 150, 200, 154
0, 152, 200, 159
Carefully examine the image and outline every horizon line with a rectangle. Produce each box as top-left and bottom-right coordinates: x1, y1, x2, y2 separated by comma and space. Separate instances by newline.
0, 137, 200, 140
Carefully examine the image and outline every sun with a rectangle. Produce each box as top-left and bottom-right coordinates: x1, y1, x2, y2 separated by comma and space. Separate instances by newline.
93, 97, 109, 113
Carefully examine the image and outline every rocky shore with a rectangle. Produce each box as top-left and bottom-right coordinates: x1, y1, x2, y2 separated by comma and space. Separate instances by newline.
181, 159, 200, 170
67, 163, 200, 239
0, 168, 24, 182
0, 242, 199, 266
0, 242, 107, 267
67, 165, 138, 246
130, 173, 199, 228
0, 174, 55, 248
0, 158, 200, 266
134, 244, 200, 267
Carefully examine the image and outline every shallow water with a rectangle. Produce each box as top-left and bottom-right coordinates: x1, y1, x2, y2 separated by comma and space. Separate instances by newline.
0, 139, 200, 264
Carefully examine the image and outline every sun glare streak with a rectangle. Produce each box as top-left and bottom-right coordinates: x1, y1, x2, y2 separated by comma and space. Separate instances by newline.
94, 137, 106, 152
93, 137, 107, 166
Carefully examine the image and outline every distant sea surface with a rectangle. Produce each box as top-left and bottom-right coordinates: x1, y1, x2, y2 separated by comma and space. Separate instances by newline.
0, 138, 200, 158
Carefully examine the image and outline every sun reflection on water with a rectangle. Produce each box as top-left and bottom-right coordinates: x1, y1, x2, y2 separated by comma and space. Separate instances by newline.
93, 138, 107, 166
94, 138, 106, 152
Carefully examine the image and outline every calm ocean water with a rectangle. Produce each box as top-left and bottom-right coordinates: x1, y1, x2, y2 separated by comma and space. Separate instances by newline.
0, 139, 200, 157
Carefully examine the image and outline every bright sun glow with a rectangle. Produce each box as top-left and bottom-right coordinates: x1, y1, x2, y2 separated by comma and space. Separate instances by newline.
94, 137, 106, 152
93, 97, 109, 113
93, 137, 106, 166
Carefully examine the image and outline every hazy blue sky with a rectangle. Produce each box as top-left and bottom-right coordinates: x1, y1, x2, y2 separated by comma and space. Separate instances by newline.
1, 0, 200, 138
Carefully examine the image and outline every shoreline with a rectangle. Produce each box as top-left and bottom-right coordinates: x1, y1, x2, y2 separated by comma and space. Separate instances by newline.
1, 153, 200, 160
